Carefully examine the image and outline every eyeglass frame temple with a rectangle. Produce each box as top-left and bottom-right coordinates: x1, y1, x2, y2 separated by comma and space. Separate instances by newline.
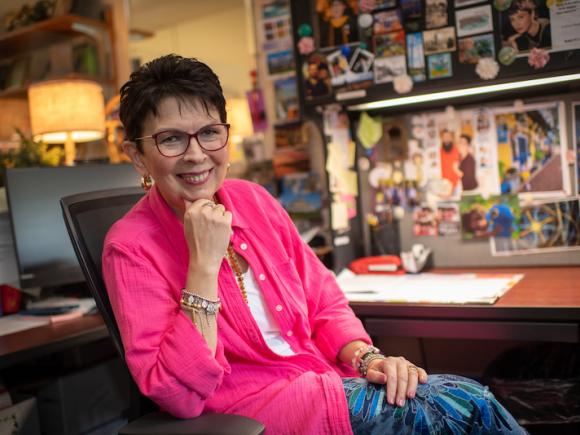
135, 123, 231, 156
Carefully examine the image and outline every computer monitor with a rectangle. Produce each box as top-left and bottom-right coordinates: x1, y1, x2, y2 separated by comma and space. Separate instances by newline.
4, 164, 141, 289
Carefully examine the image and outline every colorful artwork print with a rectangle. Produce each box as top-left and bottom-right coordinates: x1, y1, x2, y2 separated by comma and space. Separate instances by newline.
373, 10, 402, 34
406, 32, 426, 81
428, 52, 453, 79
499, 0, 552, 53
260, 2, 291, 52
455, 5, 494, 37
374, 31, 406, 57
317, 0, 359, 47
426, 0, 449, 29
458, 34, 495, 64
494, 103, 569, 195
459, 195, 520, 240
423, 27, 457, 55
266, 50, 295, 75
491, 199, 580, 256
273, 77, 299, 123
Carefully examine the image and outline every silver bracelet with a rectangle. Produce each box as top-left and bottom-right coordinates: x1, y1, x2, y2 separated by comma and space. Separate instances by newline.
180, 289, 221, 315
359, 353, 385, 376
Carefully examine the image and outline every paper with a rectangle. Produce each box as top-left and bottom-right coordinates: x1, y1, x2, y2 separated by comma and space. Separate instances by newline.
337, 169, 359, 196
550, 0, 580, 51
331, 202, 349, 230
0, 315, 50, 336
357, 112, 383, 149
337, 270, 523, 304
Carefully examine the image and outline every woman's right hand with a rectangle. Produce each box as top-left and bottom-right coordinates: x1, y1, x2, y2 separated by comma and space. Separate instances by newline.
183, 198, 232, 274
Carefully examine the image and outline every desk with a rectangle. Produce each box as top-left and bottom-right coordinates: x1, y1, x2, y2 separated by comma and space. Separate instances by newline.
349, 267, 580, 343
0, 314, 107, 370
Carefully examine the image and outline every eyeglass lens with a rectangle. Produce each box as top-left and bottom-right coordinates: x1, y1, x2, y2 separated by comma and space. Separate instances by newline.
155, 124, 228, 156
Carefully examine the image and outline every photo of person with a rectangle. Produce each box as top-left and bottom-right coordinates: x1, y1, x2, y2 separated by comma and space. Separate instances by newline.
460, 195, 520, 240
439, 128, 462, 197
500, 0, 552, 52
302, 53, 332, 99
458, 134, 478, 191
316, 0, 359, 47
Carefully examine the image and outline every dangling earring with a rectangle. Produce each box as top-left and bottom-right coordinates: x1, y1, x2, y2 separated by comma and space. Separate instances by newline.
141, 174, 153, 191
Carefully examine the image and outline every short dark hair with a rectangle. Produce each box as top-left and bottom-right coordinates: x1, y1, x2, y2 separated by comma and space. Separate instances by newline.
119, 54, 227, 151
507, 0, 535, 16
460, 134, 472, 144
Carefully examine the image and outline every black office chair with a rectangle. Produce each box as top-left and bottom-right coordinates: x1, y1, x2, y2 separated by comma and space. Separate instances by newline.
61, 187, 265, 435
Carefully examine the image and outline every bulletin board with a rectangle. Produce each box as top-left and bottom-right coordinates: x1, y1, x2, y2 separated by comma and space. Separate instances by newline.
289, 0, 580, 108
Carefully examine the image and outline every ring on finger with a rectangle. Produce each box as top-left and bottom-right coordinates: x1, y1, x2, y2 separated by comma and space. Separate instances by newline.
201, 201, 215, 209
408, 365, 419, 372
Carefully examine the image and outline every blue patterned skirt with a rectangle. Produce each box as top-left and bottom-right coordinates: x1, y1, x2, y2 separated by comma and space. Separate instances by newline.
343, 375, 527, 434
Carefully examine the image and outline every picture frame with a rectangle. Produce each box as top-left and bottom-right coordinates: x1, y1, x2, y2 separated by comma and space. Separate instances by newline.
455, 5, 494, 37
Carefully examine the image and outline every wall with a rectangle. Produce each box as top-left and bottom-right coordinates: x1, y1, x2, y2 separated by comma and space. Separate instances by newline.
129, 3, 253, 100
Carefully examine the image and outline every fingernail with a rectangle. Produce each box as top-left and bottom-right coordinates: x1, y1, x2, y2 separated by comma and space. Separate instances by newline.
397, 399, 405, 407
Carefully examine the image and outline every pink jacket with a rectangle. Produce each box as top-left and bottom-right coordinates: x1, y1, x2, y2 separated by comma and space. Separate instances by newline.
103, 179, 371, 434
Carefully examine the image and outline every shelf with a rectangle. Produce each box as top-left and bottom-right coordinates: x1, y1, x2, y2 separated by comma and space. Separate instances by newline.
0, 14, 108, 57
0, 73, 115, 99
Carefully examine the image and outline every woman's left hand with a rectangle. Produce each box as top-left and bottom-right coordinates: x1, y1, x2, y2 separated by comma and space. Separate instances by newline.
365, 356, 428, 407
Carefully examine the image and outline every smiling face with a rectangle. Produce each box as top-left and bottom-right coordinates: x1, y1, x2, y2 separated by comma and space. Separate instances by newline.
124, 96, 229, 216
509, 10, 533, 34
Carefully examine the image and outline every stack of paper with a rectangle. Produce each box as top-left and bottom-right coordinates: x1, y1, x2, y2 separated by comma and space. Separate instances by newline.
337, 270, 523, 305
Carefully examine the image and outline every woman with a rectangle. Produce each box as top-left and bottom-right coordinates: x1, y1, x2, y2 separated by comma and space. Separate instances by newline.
503, 0, 551, 52
104, 54, 526, 434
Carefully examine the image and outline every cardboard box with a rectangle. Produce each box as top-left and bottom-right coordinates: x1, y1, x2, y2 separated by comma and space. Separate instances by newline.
0, 397, 41, 435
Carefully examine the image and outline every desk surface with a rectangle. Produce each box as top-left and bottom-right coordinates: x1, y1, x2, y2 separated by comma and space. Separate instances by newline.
1, 267, 579, 368
0, 314, 107, 369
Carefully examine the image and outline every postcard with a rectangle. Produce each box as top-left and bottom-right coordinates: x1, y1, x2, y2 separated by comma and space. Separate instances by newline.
373, 10, 402, 34
428, 52, 453, 79
406, 32, 426, 81
456, 5, 494, 37
458, 33, 495, 64
374, 56, 406, 84
423, 26, 457, 55
374, 30, 406, 58
426, 0, 448, 29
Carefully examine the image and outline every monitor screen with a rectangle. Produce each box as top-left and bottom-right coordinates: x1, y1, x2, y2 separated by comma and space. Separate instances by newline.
4, 164, 141, 289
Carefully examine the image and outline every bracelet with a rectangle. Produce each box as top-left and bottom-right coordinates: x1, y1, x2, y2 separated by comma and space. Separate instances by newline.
180, 289, 221, 315
359, 353, 385, 376
351, 344, 381, 373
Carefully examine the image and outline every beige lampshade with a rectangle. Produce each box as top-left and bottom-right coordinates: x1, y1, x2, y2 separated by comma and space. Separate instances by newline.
0, 99, 31, 140
227, 97, 253, 144
28, 79, 105, 143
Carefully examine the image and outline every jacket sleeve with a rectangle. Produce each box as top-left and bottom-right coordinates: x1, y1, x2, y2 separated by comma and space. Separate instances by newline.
103, 242, 231, 418
254, 185, 371, 364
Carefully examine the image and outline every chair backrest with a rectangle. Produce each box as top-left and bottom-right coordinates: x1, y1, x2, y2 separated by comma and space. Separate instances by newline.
61, 187, 144, 359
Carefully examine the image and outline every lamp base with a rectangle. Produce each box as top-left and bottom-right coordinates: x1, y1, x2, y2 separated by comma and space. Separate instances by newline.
64, 133, 76, 166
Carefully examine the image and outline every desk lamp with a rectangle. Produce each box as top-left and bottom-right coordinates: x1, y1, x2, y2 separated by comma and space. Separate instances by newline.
227, 97, 254, 163
28, 79, 105, 166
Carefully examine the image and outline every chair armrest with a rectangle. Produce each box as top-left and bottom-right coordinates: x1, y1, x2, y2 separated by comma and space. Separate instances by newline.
119, 411, 265, 435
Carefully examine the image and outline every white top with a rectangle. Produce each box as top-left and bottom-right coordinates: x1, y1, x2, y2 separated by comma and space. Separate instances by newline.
243, 268, 295, 356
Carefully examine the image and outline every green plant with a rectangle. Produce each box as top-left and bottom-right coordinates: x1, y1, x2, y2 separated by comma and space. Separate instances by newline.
0, 128, 62, 186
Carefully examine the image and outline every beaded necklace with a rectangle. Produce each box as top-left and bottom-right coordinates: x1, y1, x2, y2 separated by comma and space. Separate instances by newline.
227, 245, 248, 304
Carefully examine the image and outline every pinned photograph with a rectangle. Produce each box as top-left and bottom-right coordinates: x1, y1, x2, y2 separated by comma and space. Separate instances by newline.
374, 56, 407, 84
426, 0, 448, 29
326, 44, 374, 86
437, 203, 461, 236
373, 10, 402, 34
454, 0, 486, 7
423, 27, 457, 55
303, 53, 332, 99
413, 205, 438, 236
273, 77, 300, 124
456, 5, 494, 37
460, 195, 520, 240
266, 50, 295, 75
428, 52, 453, 79
260, 2, 292, 52
491, 198, 580, 256
499, 0, 551, 53
458, 33, 495, 64
374, 31, 406, 58
494, 102, 570, 196
406, 32, 426, 81
316, 0, 359, 47
401, 0, 423, 32
349, 46, 375, 76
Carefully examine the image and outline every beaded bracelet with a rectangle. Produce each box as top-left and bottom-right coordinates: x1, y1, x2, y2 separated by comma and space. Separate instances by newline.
359, 353, 386, 376
351, 344, 382, 374
180, 289, 221, 314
